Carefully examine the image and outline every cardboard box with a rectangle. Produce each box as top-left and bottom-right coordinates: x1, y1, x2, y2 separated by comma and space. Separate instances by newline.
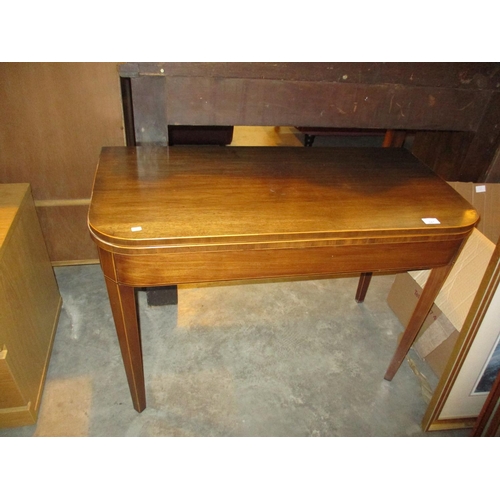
387, 182, 499, 377
387, 272, 443, 335
410, 229, 494, 333
387, 271, 459, 377
447, 182, 500, 245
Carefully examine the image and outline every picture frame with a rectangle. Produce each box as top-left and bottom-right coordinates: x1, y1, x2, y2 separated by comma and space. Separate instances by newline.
422, 236, 500, 431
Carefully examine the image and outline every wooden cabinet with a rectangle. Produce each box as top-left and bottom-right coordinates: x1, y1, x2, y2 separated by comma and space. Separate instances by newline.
0, 184, 62, 427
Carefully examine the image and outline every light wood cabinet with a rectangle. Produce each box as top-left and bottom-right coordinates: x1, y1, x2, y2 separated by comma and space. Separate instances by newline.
0, 184, 62, 427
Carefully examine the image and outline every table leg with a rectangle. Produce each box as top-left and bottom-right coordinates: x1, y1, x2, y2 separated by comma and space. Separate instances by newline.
355, 272, 372, 303
103, 276, 146, 412
304, 134, 315, 147
384, 264, 452, 381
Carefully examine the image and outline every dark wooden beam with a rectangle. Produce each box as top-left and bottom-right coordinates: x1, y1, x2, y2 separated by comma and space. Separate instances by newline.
412, 91, 500, 181
120, 77, 136, 146
119, 63, 500, 181
120, 62, 500, 90
458, 91, 500, 182
163, 77, 490, 131
411, 131, 475, 180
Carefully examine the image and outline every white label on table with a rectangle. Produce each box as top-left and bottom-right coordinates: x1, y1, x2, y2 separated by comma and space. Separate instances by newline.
422, 218, 441, 225
131, 226, 143, 232
475, 185, 486, 193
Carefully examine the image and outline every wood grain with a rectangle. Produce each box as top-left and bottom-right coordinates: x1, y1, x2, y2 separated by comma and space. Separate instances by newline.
0, 62, 125, 264
89, 146, 478, 254
163, 77, 490, 131
89, 147, 479, 410
120, 62, 500, 90
0, 63, 125, 200
36, 204, 99, 264
123, 62, 500, 182
0, 184, 62, 428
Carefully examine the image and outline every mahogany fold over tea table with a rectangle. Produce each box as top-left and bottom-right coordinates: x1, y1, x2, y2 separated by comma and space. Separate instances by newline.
88, 146, 478, 412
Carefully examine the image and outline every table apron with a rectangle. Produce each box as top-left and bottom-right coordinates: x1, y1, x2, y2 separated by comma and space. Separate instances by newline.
105, 237, 466, 287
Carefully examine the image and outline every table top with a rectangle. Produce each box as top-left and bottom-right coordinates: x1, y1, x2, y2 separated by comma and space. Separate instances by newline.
88, 146, 478, 251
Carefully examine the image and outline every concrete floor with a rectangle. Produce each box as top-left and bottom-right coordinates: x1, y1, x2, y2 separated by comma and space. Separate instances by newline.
1, 266, 469, 436
0, 127, 471, 437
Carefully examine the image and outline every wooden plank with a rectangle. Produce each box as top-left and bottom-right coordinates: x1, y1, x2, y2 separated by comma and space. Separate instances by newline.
120, 62, 500, 90
124, 63, 500, 182
458, 91, 500, 182
36, 204, 99, 264
162, 77, 489, 131
411, 93, 500, 181
485, 147, 500, 183
411, 131, 475, 180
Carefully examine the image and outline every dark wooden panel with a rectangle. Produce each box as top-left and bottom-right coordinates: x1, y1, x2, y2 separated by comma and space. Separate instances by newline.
411, 131, 475, 180
485, 148, 500, 183
120, 62, 500, 90
458, 91, 500, 182
162, 77, 489, 131
412, 92, 500, 182
122, 62, 500, 182
36, 204, 99, 264
412, 93, 500, 181
120, 77, 136, 146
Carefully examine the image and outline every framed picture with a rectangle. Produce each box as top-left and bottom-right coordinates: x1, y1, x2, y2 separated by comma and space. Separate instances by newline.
474, 335, 500, 394
422, 237, 500, 431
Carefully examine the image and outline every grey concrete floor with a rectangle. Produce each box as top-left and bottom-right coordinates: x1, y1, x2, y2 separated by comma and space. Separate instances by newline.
1, 264, 469, 437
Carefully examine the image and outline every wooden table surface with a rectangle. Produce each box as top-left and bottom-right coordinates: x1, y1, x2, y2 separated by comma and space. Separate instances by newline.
88, 146, 478, 412
89, 146, 477, 251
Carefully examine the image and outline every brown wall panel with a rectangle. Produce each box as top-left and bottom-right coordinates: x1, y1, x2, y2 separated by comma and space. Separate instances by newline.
0, 62, 125, 264
36, 204, 98, 265
457, 92, 500, 182
411, 131, 475, 181
0, 62, 125, 200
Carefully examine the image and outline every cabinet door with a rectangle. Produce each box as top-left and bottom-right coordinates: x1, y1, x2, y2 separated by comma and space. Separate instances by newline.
0, 349, 28, 409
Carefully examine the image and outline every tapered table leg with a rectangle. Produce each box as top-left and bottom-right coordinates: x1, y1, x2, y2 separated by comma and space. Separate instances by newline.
103, 276, 146, 412
384, 264, 453, 381
355, 272, 373, 303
